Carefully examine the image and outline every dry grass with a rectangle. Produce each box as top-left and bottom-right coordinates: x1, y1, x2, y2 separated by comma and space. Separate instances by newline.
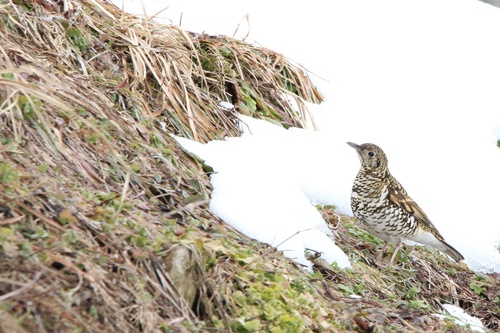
0, 0, 498, 332
318, 209, 500, 332
0, 0, 321, 331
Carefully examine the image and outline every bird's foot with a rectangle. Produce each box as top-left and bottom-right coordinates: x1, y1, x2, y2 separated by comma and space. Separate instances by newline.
373, 241, 404, 268
374, 252, 385, 267
388, 241, 404, 267
373, 242, 389, 267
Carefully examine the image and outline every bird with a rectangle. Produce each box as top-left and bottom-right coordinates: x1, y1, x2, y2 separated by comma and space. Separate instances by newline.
347, 142, 464, 266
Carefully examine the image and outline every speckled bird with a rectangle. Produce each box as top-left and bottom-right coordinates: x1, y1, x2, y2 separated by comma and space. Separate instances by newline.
347, 142, 464, 265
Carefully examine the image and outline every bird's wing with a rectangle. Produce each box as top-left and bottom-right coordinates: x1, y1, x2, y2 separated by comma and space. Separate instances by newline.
387, 176, 445, 240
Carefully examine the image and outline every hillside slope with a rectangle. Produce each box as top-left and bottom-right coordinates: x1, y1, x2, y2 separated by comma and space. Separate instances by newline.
0, 1, 498, 332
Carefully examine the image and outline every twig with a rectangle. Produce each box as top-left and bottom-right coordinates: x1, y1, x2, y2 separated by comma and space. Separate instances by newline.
0, 272, 42, 302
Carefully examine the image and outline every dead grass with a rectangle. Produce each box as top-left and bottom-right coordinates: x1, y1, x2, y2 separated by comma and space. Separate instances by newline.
0, 0, 498, 332
317, 209, 500, 332
0, 0, 326, 331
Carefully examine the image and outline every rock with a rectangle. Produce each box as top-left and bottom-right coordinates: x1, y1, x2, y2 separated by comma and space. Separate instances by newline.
163, 244, 200, 308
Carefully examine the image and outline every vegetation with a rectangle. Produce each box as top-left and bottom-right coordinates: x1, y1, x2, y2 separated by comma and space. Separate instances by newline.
0, 0, 498, 332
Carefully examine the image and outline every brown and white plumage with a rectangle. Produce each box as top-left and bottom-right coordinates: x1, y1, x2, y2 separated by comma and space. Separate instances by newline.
347, 142, 464, 265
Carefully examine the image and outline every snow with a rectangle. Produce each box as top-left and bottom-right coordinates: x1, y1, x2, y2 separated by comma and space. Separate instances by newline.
112, 0, 500, 273
175, 115, 352, 270
435, 304, 486, 332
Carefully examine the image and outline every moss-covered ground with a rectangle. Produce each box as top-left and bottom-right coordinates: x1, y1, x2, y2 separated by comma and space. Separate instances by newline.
0, 0, 498, 332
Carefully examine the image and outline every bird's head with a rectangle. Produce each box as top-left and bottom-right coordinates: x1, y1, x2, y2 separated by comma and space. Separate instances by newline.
347, 142, 389, 175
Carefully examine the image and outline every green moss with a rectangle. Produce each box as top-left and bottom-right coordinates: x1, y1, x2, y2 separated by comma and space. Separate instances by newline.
66, 26, 91, 51
0, 162, 19, 185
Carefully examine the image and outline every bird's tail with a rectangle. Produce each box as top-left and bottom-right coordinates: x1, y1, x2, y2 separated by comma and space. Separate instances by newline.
408, 230, 465, 262
440, 240, 464, 262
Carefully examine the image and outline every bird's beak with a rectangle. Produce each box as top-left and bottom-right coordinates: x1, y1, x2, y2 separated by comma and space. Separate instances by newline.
347, 142, 361, 152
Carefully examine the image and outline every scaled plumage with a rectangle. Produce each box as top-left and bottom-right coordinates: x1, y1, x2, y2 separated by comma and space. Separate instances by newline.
347, 142, 464, 265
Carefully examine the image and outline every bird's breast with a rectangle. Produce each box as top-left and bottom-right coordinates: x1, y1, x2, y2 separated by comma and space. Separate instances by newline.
351, 175, 417, 240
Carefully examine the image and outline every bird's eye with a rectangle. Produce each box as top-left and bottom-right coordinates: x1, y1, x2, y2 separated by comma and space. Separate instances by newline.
368, 151, 375, 157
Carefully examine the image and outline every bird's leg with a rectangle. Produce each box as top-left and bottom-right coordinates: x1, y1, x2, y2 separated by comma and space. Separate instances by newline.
375, 242, 389, 265
388, 241, 404, 267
